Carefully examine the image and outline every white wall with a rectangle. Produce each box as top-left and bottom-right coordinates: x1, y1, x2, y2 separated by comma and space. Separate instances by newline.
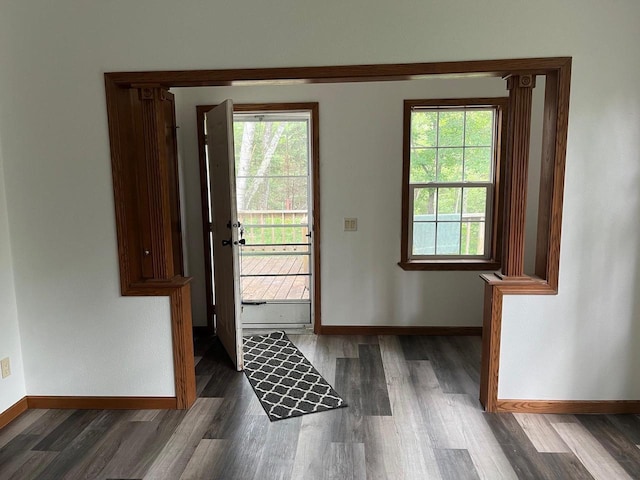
0, 0, 638, 400
0, 140, 27, 412
174, 78, 515, 328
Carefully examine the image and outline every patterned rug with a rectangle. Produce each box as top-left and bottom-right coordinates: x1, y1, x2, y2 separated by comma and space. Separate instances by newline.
243, 331, 347, 421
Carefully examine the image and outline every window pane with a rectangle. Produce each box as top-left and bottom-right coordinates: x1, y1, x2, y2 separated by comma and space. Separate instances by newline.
461, 222, 485, 255
462, 187, 487, 218
438, 111, 464, 147
240, 177, 307, 211
411, 111, 437, 147
436, 222, 461, 255
464, 147, 492, 182
410, 148, 437, 183
465, 110, 493, 147
413, 188, 437, 217
437, 187, 462, 221
412, 222, 435, 255
234, 120, 309, 177
437, 148, 463, 182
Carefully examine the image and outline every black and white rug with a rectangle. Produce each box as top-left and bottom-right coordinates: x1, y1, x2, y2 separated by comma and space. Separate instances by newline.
243, 331, 346, 421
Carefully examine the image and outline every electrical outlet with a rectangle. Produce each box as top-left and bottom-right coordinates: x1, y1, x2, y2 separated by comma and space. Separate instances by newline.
1, 357, 10, 379
344, 218, 358, 232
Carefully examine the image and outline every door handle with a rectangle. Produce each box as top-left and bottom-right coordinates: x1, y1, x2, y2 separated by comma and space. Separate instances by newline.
222, 239, 232, 246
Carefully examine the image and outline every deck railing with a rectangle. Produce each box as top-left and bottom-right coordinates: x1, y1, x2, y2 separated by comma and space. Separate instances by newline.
238, 210, 309, 252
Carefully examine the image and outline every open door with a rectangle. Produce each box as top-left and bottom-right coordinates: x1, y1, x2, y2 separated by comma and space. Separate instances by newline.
206, 100, 243, 370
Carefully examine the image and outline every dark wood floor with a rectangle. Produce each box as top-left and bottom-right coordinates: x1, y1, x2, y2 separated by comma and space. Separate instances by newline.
2, 334, 640, 479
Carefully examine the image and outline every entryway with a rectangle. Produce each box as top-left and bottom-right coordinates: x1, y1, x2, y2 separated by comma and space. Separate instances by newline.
200, 102, 320, 368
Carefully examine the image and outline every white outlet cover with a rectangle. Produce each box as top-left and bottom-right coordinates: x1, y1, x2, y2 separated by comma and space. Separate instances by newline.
1, 357, 10, 379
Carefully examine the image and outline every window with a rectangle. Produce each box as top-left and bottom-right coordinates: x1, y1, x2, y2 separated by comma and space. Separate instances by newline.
400, 98, 507, 270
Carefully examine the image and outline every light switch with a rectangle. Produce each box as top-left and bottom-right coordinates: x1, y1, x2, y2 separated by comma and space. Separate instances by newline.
344, 218, 357, 232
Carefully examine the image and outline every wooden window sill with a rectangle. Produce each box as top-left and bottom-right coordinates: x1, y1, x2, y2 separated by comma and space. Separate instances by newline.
398, 260, 500, 271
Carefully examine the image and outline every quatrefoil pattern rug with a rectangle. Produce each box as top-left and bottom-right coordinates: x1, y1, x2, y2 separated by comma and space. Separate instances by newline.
243, 331, 346, 421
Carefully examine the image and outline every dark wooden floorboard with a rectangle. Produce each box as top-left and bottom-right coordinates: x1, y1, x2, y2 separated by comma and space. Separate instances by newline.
332, 358, 364, 443
434, 448, 481, 480
0, 434, 41, 476
358, 344, 392, 416
35, 410, 125, 480
2, 334, 640, 479
32, 410, 101, 452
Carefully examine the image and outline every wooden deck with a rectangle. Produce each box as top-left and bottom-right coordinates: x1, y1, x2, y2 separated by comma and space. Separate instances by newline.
240, 255, 309, 301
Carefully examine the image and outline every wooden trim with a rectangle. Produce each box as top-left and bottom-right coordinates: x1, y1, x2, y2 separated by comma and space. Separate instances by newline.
318, 326, 482, 336
170, 283, 197, 409
495, 399, 640, 414
105, 57, 572, 87
534, 62, 571, 291
479, 274, 560, 412
309, 103, 322, 334
0, 397, 29, 429
400, 97, 508, 268
26, 396, 177, 410
398, 260, 500, 271
196, 102, 322, 334
479, 283, 503, 411
121, 278, 195, 410
196, 106, 215, 331
105, 77, 136, 292
105, 57, 572, 414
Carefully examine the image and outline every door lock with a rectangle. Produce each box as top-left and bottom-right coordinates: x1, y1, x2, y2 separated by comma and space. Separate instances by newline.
234, 239, 246, 246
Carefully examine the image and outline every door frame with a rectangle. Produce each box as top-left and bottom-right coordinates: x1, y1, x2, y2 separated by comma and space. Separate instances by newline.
104, 57, 571, 411
196, 103, 321, 333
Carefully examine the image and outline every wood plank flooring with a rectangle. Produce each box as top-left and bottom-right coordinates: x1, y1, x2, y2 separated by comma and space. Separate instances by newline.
240, 256, 309, 301
2, 334, 640, 479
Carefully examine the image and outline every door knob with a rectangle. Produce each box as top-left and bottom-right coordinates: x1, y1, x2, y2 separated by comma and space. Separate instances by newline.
221, 239, 232, 246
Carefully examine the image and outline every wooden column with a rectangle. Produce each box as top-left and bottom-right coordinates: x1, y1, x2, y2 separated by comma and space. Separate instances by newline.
137, 86, 176, 280
499, 74, 536, 278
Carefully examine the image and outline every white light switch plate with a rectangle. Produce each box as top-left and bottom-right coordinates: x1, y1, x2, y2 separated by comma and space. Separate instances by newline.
344, 218, 357, 231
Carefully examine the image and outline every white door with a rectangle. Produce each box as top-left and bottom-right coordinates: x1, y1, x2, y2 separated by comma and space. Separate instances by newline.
205, 100, 243, 370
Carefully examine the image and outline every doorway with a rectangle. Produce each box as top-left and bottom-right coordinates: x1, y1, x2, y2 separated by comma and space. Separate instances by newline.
105, 57, 570, 410
198, 103, 321, 336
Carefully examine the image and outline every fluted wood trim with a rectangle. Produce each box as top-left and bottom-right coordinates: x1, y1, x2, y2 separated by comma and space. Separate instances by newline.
500, 75, 536, 278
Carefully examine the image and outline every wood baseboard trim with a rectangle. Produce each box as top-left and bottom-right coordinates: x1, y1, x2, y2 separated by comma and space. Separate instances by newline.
26, 396, 177, 410
0, 397, 29, 429
318, 326, 482, 336
496, 399, 640, 414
